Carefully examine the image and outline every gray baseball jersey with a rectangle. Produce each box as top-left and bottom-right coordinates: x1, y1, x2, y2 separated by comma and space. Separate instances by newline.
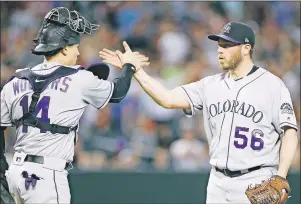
1, 61, 114, 161
181, 66, 298, 171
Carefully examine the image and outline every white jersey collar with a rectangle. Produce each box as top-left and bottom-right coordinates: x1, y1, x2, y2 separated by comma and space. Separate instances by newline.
224, 67, 267, 89
32, 59, 81, 70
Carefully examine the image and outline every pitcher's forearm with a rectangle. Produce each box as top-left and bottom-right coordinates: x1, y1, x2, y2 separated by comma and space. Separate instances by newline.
277, 128, 299, 178
134, 69, 172, 108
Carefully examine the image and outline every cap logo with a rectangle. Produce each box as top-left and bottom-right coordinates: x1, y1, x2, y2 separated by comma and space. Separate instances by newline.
245, 38, 249, 42
222, 23, 231, 34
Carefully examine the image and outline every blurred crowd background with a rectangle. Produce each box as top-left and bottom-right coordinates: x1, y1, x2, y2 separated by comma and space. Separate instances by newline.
1, 1, 300, 172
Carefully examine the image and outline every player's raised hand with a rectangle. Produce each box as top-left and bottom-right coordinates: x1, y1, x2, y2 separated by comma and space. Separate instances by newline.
99, 49, 149, 69
99, 41, 150, 70
116, 41, 147, 72
99, 48, 149, 69
99, 49, 122, 68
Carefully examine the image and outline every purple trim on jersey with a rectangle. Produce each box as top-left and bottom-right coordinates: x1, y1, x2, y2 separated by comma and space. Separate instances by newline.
218, 114, 226, 142
4, 75, 17, 88
182, 86, 203, 110
224, 80, 230, 90
195, 106, 203, 111
97, 82, 114, 109
7, 76, 16, 83
223, 66, 259, 89
280, 122, 298, 130
181, 86, 203, 115
181, 86, 194, 116
225, 71, 267, 170
271, 123, 281, 136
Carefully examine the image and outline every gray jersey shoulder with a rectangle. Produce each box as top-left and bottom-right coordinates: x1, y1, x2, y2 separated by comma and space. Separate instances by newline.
181, 72, 226, 116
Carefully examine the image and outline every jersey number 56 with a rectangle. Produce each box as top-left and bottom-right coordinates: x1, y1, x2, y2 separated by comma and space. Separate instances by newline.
234, 126, 264, 150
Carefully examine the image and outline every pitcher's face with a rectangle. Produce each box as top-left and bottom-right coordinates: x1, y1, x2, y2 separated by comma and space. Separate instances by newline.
217, 39, 243, 71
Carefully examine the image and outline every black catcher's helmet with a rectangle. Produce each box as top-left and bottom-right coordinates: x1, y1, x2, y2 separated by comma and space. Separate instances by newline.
32, 7, 99, 55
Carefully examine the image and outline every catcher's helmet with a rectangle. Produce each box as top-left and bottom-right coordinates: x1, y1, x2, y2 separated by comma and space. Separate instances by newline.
32, 7, 99, 55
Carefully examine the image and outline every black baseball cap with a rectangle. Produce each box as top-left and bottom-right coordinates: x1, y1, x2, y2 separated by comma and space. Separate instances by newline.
208, 21, 255, 48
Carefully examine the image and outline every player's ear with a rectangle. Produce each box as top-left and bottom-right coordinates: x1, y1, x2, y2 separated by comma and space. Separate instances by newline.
61, 46, 68, 56
243, 44, 251, 56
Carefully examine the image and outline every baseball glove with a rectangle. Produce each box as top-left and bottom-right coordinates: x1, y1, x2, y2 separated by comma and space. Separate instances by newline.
245, 175, 291, 204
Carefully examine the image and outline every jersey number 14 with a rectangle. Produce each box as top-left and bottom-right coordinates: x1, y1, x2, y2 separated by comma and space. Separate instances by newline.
234, 126, 264, 150
20, 95, 50, 133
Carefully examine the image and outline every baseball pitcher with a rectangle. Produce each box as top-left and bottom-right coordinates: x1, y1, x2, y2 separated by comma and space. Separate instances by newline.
1, 7, 148, 204
100, 22, 299, 204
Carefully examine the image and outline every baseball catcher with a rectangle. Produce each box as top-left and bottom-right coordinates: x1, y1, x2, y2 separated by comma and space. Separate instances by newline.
245, 175, 291, 204
1, 6, 149, 204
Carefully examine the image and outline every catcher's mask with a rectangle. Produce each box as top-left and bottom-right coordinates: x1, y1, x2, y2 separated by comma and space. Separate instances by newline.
32, 7, 99, 55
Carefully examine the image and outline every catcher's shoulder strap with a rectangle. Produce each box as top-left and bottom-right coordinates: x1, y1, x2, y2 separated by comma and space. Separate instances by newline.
14, 66, 83, 134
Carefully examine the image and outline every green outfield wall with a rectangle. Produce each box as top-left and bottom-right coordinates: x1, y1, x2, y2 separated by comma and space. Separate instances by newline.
69, 171, 300, 204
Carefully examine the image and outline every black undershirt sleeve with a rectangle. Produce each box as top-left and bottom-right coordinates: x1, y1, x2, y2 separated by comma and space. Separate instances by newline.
109, 63, 135, 103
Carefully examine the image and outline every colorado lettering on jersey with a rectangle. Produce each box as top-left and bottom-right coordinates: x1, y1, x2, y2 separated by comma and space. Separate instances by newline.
208, 99, 263, 123
12, 77, 72, 96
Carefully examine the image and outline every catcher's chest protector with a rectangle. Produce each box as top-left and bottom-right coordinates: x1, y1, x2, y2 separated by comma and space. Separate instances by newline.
11, 66, 83, 134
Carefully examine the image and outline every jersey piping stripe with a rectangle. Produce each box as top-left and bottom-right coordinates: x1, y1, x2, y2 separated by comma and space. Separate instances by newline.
225, 71, 267, 170
271, 123, 281, 137
181, 86, 199, 115
181, 86, 195, 108
279, 122, 298, 130
53, 170, 59, 204
223, 66, 259, 90
195, 106, 203, 110
224, 80, 230, 90
97, 82, 114, 109
214, 113, 226, 168
218, 114, 226, 142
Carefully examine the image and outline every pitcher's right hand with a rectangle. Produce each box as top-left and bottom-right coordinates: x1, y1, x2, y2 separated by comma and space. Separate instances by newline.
99, 41, 150, 72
